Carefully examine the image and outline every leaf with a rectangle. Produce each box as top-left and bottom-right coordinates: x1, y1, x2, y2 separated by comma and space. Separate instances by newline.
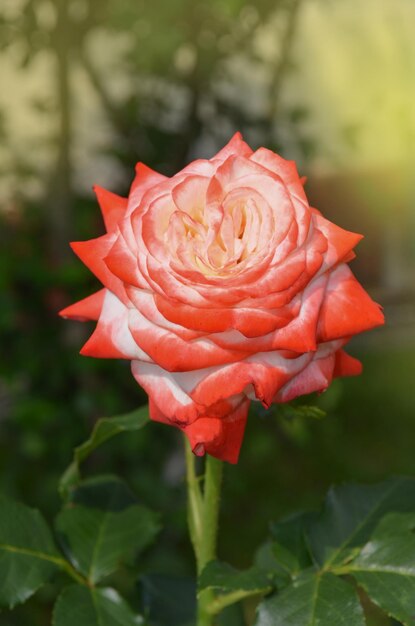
217, 602, 247, 625
68, 474, 138, 511
56, 476, 161, 584
53, 585, 144, 626
269, 512, 313, 575
254, 513, 314, 592
139, 574, 196, 626
347, 534, 415, 625
59, 405, 149, 497
255, 571, 365, 626
275, 404, 326, 421
200, 560, 272, 594
199, 561, 272, 611
307, 476, 415, 567
254, 543, 291, 589
0, 497, 60, 608
370, 512, 415, 540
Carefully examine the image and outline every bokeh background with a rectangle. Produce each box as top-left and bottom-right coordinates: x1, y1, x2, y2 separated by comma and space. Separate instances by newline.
1, 0, 415, 624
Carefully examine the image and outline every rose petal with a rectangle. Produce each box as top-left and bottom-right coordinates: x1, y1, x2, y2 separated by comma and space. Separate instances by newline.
93, 186, 128, 232
59, 289, 105, 322
211, 131, 253, 162
128, 307, 251, 371
80, 291, 151, 361
318, 265, 385, 341
70, 234, 127, 304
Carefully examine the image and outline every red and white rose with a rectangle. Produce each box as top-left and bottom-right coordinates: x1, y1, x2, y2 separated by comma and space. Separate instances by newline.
61, 133, 384, 463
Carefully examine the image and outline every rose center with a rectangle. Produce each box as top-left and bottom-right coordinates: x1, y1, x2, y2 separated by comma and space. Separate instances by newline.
167, 197, 262, 277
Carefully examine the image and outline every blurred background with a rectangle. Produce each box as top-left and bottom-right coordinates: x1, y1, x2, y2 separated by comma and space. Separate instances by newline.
1, 0, 415, 624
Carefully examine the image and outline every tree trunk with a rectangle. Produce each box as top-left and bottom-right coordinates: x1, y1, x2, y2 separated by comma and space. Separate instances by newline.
48, 0, 73, 264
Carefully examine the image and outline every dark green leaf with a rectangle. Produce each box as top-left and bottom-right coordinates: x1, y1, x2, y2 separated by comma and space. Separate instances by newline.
269, 512, 313, 575
254, 513, 314, 592
140, 574, 196, 626
67, 474, 138, 511
347, 534, 415, 625
275, 404, 326, 421
255, 571, 365, 626
0, 498, 60, 608
199, 560, 272, 595
254, 542, 291, 589
307, 476, 415, 567
370, 512, 415, 540
59, 405, 149, 497
217, 602, 247, 625
53, 585, 144, 626
199, 561, 272, 612
56, 476, 161, 584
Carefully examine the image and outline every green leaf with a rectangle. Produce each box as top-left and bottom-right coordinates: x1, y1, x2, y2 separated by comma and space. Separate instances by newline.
254, 542, 292, 589
140, 574, 196, 626
347, 534, 415, 625
274, 404, 326, 421
53, 585, 144, 626
307, 476, 415, 567
0, 497, 61, 608
56, 476, 161, 584
68, 474, 138, 511
217, 602, 247, 626
199, 561, 272, 612
200, 560, 272, 594
269, 512, 313, 575
370, 512, 415, 540
255, 571, 365, 626
254, 513, 314, 592
59, 405, 149, 497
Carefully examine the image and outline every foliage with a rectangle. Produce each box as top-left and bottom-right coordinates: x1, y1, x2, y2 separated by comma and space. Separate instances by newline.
2, 408, 415, 625
0, 452, 160, 623
201, 477, 415, 625
2, 444, 415, 625
59, 405, 150, 497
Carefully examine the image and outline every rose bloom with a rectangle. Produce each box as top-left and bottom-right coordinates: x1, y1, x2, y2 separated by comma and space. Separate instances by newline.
61, 134, 384, 463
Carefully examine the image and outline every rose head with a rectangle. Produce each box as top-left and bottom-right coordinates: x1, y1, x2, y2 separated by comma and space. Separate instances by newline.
60, 133, 384, 463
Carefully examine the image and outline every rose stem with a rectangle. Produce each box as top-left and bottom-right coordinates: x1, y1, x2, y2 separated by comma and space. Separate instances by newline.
184, 436, 224, 626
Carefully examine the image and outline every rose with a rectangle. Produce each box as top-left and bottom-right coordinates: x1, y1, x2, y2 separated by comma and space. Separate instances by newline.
60, 133, 384, 463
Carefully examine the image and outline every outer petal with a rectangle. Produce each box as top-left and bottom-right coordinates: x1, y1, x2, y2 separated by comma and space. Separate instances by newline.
126, 287, 206, 341
59, 289, 105, 321
212, 132, 253, 162
318, 265, 384, 342
128, 307, 251, 371
133, 363, 200, 425
250, 147, 308, 203
80, 291, 151, 361
127, 162, 168, 217
148, 396, 249, 464
183, 399, 249, 463
275, 350, 336, 403
154, 293, 296, 336
189, 351, 312, 409
209, 274, 328, 353
104, 232, 142, 288
70, 234, 128, 304
333, 349, 362, 377
93, 186, 128, 232
314, 214, 363, 271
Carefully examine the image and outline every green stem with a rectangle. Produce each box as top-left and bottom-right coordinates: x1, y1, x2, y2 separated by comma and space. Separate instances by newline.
185, 437, 204, 564
184, 437, 224, 626
199, 453, 223, 572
